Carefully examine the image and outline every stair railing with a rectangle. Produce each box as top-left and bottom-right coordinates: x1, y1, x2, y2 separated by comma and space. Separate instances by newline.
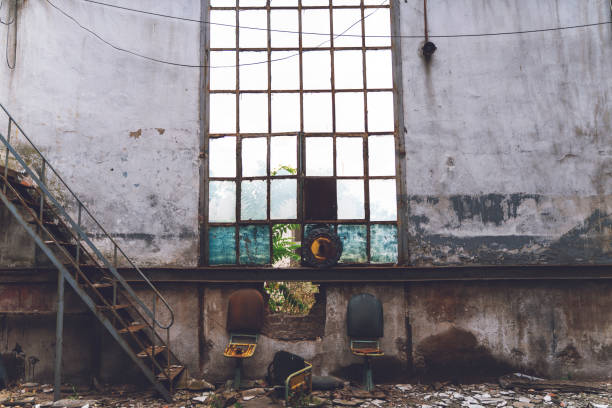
0, 103, 175, 334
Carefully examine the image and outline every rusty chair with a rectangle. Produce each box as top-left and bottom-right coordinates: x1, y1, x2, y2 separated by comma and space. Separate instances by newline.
223, 289, 265, 389
347, 293, 384, 391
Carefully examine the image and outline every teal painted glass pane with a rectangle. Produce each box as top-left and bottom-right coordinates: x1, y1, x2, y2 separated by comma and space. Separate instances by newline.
239, 225, 270, 265
370, 224, 398, 263
241, 180, 267, 220
209, 226, 236, 265
338, 224, 367, 263
304, 223, 333, 238
209, 181, 236, 222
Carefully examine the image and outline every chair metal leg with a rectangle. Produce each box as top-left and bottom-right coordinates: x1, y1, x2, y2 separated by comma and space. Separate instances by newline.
233, 359, 242, 390
363, 357, 373, 392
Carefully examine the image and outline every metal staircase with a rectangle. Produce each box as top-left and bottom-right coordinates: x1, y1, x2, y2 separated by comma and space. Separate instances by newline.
0, 103, 183, 402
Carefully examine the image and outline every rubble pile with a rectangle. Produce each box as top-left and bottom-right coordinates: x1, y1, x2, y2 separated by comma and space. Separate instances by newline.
0, 380, 609, 408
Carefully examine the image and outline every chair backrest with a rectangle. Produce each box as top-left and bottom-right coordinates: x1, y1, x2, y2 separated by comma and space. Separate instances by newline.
347, 293, 383, 339
227, 289, 265, 333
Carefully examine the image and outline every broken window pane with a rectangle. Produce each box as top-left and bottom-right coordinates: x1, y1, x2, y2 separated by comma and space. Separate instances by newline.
338, 224, 367, 263
334, 51, 363, 89
366, 50, 393, 89
209, 94, 236, 134
241, 180, 267, 220
242, 138, 267, 176
367, 92, 394, 132
303, 93, 332, 132
239, 52, 268, 90
302, 9, 330, 48
210, 10, 236, 49
271, 10, 299, 48
271, 51, 299, 90
304, 178, 337, 221
365, 8, 391, 47
303, 51, 331, 90
333, 8, 362, 48
209, 226, 236, 265
337, 179, 365, 219
335, 92, 365, 132
239, 93, 268, 133
306, 137, 333, 176
209, 136, 236, 178
240, 225, 270, 265
209, 181, 236, 222
272, 93, 300, 133
271, 179, 297, 219
271, 136, 297, 176
336, 137, 363, 176
210, 52, 236, 90
369, 179, 396, 221
370, 224, 397, 263
239, 10, 268, 48
368, 135, 395, 176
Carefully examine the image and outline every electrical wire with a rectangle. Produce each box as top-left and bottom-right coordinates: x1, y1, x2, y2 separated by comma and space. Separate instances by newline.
77, 0, 612, 39
2, 0, 15, 69
0, 0, 15, 26
46, 0, 612, 69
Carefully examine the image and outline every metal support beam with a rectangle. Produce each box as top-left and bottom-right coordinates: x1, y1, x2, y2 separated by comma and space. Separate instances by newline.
53, 269, 64, 402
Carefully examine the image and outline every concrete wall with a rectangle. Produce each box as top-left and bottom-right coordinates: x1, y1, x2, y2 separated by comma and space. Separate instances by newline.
0, 0, 201, 267
1, 281, 610, 384
400, 0, 612, 265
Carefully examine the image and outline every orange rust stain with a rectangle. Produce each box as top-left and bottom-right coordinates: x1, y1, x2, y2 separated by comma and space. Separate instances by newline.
156, 128, 166, 135
129, 129, 142, 139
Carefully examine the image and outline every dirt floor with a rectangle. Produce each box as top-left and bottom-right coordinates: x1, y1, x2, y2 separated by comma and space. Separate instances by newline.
0, 379, 610, 408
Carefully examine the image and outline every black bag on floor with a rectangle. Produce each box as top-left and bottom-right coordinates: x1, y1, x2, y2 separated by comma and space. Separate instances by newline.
266, 350, 306, 386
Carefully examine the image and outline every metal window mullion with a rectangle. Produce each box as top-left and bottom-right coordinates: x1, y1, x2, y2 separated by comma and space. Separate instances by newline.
297, 0, 305, 243
267, 2, 273, 265
200, 0, 211, 266
360, 0, 372, 263
329, 0, 337, 184
235, 3, 242, 264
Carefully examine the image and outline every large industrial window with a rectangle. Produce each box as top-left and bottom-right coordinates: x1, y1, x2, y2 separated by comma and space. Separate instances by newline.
205, 0, 398, 266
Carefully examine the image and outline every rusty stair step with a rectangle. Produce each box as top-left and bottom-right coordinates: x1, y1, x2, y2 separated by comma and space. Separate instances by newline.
156, 365, 184, 382
119, 323, 147, 334
44, 240, 77, 247
137, 345, 167, 358
96, 303, 131, 311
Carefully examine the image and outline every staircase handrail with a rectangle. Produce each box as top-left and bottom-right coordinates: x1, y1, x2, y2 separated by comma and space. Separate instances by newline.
0, 103, 174, 329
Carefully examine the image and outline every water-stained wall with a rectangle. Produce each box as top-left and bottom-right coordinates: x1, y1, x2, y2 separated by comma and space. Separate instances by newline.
399, 0, 612, 265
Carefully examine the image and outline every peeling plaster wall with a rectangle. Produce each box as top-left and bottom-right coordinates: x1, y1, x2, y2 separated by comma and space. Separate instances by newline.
400, 0, 612, 265
0, 0, 201, 267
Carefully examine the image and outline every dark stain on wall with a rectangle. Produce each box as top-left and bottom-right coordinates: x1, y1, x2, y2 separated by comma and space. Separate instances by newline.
449, 194, 541, 226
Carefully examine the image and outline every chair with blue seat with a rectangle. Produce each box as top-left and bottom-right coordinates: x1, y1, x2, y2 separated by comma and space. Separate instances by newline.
223, 289, 264, 390
347, 293, 384, 391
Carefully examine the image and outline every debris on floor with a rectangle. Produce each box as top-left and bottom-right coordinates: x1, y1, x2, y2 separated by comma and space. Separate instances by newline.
0, 379, 609, 408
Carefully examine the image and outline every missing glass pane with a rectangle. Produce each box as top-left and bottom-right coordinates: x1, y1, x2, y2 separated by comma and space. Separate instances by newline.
241, 180, 267, 220
209, 226, 236, 265
304, 178, 337, 221
209, 136, 236, 178
209, 181, 236, 222
240, 225, 270, 265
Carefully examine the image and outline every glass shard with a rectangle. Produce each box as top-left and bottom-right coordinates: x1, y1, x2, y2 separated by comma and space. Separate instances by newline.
337, 179, 365, 219
209, 181, 236, 222
369, 179, 397, 221
271, 179, 297, 219
242, 137, 267, 176
209, 226, 236, 265
240, 225, 270, 264
338, 224, 367, 263
241, 180, 267, 220
209, 136, 236, 178
370, 224, 397, 263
